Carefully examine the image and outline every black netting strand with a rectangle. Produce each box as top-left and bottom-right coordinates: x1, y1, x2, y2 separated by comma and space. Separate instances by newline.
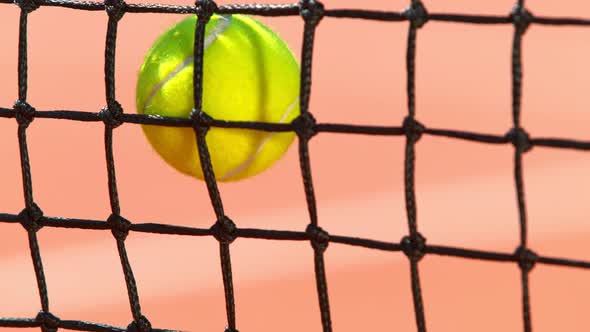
192, 2, 238, 331
14, 0, 53, 328
16, 10, 33, 210
4, 0, 590, 24
17, 10, 28, 102
2, 1, 590, 332
26, 229, 50, 313
102, 0, 152, 330
298, 1, 333, 331
400, 1, 428, 331
510, 3, 534, 332
3, 107, 590, 149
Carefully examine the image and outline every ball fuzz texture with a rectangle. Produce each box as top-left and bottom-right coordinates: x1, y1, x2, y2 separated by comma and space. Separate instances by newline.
136, 14, 300, 181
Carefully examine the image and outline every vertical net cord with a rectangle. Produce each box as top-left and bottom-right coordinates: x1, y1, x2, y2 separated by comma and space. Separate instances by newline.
403, 2, 427, 331
103, 2, 150, 330
298, 1, 331, 331
511, 1, 532, 331
192, 3, 238, 331
404, 15, 418, 237
17, 11, 28, 122
105, 20, 121, 217
17, 6, 51, 318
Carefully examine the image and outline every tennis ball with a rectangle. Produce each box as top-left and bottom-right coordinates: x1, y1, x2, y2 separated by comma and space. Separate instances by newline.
136, 14, 300, 181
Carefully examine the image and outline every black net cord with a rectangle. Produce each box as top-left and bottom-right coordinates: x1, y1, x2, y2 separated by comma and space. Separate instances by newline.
104, 0, 122, 215
192, 2, 238, 331
193, 122, 239, 332
512, 8, 527, 256
17, 10, 28, 107
192, 1, 225, 218
409, 260, 425, 329
115, 238, 146, 326
510, 1, 534, 331
298, 1, 333, 331
16, 0, 53, 321
103, 1, 152, 330
402, 1, 428, 331
27, 230, 50, 313
220, 243, 237, 330
403, 17, 418, 237
17, 5, 33, 211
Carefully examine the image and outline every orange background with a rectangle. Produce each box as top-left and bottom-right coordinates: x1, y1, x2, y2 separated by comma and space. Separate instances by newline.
1, 0, 590, 331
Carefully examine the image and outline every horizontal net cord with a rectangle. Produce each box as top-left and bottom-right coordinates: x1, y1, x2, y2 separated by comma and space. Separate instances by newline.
1, 0, 590, 26
1, 212, 589, 269
1, 107, 589, 150
0, 316, 180, 332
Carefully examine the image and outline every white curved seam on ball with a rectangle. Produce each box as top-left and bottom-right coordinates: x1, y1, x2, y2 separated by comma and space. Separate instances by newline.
219, 96, 300, 181
142, 15, 232, 113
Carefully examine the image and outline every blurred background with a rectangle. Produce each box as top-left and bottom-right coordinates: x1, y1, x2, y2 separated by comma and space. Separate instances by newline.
1, 0, 589, 331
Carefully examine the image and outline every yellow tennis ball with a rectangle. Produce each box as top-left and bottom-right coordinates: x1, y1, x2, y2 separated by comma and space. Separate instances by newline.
136, 14, 300, 181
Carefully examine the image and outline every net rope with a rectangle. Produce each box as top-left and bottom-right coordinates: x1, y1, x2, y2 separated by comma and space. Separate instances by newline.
1, 0, 590, 331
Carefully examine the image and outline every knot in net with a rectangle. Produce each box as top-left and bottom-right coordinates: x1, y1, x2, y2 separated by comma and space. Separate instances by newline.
211, 216, 237, 244
511, 4, 533, 33
18, 203, 43, 233
14, 100, 35, 128
401, 233, 427, 262
293, 112, 317, 140
126, 315, 152, 332
506, 127, 533, 153
403, 116, 425, 143
306, 224, 330, 253
14, 0, 39, 13
299, 0, 324, 26
195, 0, 217, 22
403, 1, 428, 28
105, 0, 126, 21
190, 108, 213, 134
35, 311, 60, 332
107, 214, 132, 241
515, 246, 538, 273
100, 101, 124, 129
